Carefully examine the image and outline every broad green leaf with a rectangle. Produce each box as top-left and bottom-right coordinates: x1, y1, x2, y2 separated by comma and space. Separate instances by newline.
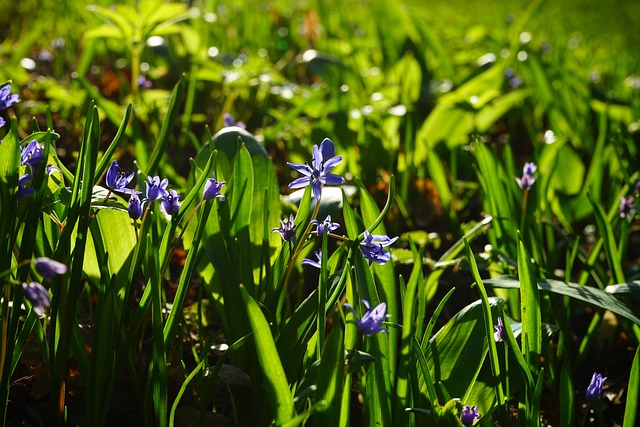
240, 285, 294, 424
425, 298, 502, 418
484, 276, 640, 325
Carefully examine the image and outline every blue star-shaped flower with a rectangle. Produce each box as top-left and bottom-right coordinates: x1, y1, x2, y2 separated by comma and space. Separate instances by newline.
287, 138, 344, 201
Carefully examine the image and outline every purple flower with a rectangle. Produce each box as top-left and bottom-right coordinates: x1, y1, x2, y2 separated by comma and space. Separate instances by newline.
360, 230, 398, 265
586, 372, 606, 403
343, 299, 390, 336
287, 138, 345, 201
272, 214, 297, 244
21, 140, 45, 174
137, 75, 152, 89
223, 113, 246, 129
302, 249, 322, 269
460, 405, 480, 426
17, 174, 34, 199
635, 179, 640, 195
494, 317, 507, 342
0, 116, 5, 129
34, 257, 67, 281
105, 161, 137, 194
619, 195, 636, 218
0, 84, 20, 110
311, 215, 340, 236
516, 162, 536, 190
203, 173, 226, 201
161, 189, 181, 216
145, 176, 169, 201
128, 193, 144, 220
21, 282, 50, 316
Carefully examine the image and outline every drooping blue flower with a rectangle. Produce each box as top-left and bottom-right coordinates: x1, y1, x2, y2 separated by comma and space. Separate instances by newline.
359, 230, 398, 265
301, 249, 322, 269
145, 176, 169, 201
343, 299, 390, 336
272, 214, 297, 244
586, 372, 606, 403
287, 138, 345, 201
128, 193, 144, 220
0, 84, 20, 110
105, 161, 137, 194
619, 195, 636, 218
494, 317, 507, 342
17, 174, 34, 199
203, 173, 226, 201
516, 162, 537, 190
460, 405, 480, 426
161, 189, 181, 216
21, 140, 45, 174
34, 257, 67, 281
311, 215, 340, 236
22, 282, 50, 317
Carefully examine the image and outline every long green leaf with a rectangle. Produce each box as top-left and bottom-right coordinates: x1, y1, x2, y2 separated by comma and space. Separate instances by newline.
624, 343, 640, 427
239, 285, 294, 424
517, 233, 541, 371
484, 277, 640, 325
314, 323, 345, 425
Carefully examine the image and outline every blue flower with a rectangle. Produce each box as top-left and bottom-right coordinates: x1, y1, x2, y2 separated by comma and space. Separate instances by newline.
34, 257, 67, 282
21, 140, 45, 174
494, 317, 507, 342
128, 193, 144, 220
17, 174, 34, 199
106, 161, 137, 194
311, 215, 340, 236
359, 230, 398, 265
302, 249, 322, 269
343, 299, 390, 336
460, 405, 480, 426
586, 372, 606, 403
0, 116, 5, 129
287, 138, 344, 201
635, 179, 640, 195
21, 282, 50, 317
203, 173, 226, 201
272, 214, 297, 244
146, 176, 169, 201
516, 162, 536, 190
619, 195, 636, 218
161, 189, 181, 216
0, 84, 20, 110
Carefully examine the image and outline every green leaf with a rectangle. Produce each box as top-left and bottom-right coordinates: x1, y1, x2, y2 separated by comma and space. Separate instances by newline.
239, 285, 294, 424
624, 344, 640, 427
425, 298, 502, 417
484, 276, 640, 325
517, 234, 541, 370
559, 359, 574, 427
314, 323, 345, 425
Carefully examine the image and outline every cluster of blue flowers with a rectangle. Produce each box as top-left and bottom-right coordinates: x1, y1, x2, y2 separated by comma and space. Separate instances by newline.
104, 160, 226, 221
273, 137, 398, 337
